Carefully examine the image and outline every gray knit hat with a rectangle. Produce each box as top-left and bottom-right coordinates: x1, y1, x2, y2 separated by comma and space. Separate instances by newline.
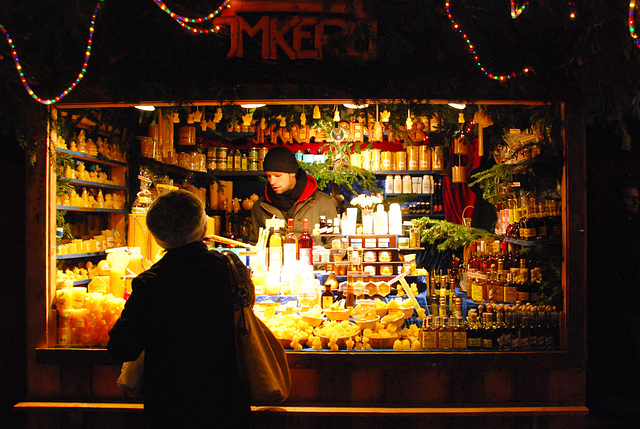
262, 146, 299, 173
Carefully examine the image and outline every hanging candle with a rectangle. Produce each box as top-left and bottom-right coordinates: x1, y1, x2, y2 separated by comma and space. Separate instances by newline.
406, 109, 413, 130
213, 107, 223, 123
300, 112, 307, 126
371, 105, 383, 142
333, 110, 341, 122
313, 105, 321, 119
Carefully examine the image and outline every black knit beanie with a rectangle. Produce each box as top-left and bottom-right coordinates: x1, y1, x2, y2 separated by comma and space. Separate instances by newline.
262, 146, 299, 173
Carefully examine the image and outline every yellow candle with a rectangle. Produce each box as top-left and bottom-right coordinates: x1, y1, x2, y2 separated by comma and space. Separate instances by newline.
109, 266, 126, 299
72, 286, 87, 310
127, 253, 145, 276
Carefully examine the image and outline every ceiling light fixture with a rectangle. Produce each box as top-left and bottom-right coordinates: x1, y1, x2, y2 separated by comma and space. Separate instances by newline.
240, 103, 266, 109
135, 105, 156, 111
343, 103, 369, 109
448, 103, 467, 110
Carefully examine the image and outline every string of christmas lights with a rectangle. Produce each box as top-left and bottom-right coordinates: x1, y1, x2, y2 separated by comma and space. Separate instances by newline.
510, 1, 529, 19
0, 0, 103, 105
152, 0, 230, 34
629, 0, 640, 48
445, 0, 532, 81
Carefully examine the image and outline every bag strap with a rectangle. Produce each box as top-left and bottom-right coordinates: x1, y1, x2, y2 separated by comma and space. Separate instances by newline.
221, 250, 253, 336
222, 251, 252, 310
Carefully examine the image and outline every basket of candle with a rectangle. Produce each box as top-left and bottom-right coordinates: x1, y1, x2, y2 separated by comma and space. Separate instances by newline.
324, 309, 350, 321
354, 315, 380, 331
314, 321, 360, 350
298, 306, 325, 328
263, 314, 313, 349
380, 311, 404, 329
365, 330, 399, 349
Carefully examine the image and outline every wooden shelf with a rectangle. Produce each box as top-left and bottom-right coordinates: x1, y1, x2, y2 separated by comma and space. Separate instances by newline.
66, 179, 127, 191
57, 148, 127, 167
56, 206, 126, 213
56, 252, 106, 260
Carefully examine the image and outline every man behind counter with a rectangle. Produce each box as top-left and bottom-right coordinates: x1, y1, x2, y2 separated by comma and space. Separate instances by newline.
249, 146, 337, 245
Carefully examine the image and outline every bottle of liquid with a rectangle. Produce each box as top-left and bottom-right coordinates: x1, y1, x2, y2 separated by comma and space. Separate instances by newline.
516, 259, 530, 302
298, 218, 313, 266
321, 282, 335, 309
481, 312, 497, 350
373, 204, 388, 235
452, 315, 467, 350
466, 311, 482, 350
268, 227, 283, 270
333, 217, 341, 234
437, 316, 453, 350
504, 271, 518, 303
233, 150, 242, 171
421, 316, 437, 350
283, 218, 298, 264
318, 215, 327, 234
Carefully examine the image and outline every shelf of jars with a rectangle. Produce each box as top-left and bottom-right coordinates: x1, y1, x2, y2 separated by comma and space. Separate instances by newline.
57, 147, 127, 168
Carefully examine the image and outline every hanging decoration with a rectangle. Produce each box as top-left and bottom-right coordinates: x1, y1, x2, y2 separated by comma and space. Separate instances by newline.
0, 0, 103, 105
151, 0, 231, 34
445, 1, 532, 81
629, 0, 640, 48
371, 105, 383, 141
510, 1, 529, 19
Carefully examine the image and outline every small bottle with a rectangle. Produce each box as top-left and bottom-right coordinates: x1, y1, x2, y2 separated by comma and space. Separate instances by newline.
333, 217, 341, 234
233, 150, 242, 171
402, 175, 412, 194
421, 316, 437, 350
393, 175, 402, 193
452, 315, 467, 350
227, 151, 234, 171
481, 312, 497, 350
319, 215, 327, 234
385, 175, 394, 194
283, 218, 298, 264
466, 311, 482, 350
240, 151, 248, 171
412, 176, 422, 194
422, 175, 430, 194
437, 316, 453, 350
321, 283, 335, 309
298, 218, 313, 265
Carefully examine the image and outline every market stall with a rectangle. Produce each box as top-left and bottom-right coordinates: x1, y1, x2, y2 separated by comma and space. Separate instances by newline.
16, 1, 587, 427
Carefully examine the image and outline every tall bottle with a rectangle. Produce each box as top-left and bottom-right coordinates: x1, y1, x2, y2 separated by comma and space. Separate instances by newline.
283, 218, 298, 265
421, 316, 438, 350
298, 218, 313, 266
519, 206, 536, 241
481, 312, 497, 350
437, 316, 453, 350
452, 315, 467, 350
268, 227, 283, 270
466, 311, 482, 350
516, 258, 530, 302
388, 203, 403, 235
